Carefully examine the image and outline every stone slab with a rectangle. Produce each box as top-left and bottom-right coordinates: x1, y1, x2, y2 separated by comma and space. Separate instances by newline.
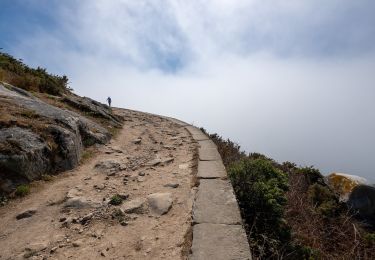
186, 126, 209, 141
189, 223, 251, 260
199, 148, 221, 161
198, 140, 217, 149
193, 179, 242, 225
198, 160, 227, 179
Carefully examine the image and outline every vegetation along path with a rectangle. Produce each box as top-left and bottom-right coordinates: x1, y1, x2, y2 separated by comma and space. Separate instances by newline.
0, 109, 198, 260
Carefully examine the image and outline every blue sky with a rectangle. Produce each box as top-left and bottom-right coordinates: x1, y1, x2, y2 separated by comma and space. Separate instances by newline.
1, 1, 375, 179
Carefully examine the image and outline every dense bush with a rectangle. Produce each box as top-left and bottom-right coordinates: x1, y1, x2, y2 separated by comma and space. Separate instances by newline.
228, 157, 296, 258
0, 52, 69, 95
202, 128, 375, 259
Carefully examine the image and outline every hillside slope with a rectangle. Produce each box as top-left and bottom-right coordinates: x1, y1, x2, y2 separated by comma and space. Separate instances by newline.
0, 52, 123, 196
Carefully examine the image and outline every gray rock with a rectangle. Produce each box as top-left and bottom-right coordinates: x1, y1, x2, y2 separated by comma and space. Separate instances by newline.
161, 157, 174, 165
62, 94, 122, 127
121, 198, 146, 214
0, 127, 50, 182
16, 209, 37, 220
164, 183, 179, 188
95, 160, 122, 175
0, 83, 112, 193
132, 138, 142, 144
145, 159, 162, 167
348, 185, 375, 223
147, 192, 173, 215
64, 197, 100, 209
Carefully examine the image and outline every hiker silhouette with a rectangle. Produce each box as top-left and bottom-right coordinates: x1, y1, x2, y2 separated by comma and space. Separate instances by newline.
107, 97, 112, 107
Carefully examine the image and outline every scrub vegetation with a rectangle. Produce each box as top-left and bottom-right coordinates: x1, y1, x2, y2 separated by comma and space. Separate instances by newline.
0, 52, 70, 95
201, 128, 375, 259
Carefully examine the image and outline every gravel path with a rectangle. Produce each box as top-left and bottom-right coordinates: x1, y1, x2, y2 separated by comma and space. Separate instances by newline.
0, 109, 198, 260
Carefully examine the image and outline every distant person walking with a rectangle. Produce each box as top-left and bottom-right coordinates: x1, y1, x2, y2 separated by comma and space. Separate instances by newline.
107, 96, 112, 107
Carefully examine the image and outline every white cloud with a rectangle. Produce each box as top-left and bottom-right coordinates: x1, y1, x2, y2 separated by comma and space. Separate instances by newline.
7, 0, 375, 180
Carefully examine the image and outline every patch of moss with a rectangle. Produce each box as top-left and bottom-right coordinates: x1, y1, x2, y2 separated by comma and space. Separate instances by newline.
109, 194, 123, 205
15, 184, 30, 197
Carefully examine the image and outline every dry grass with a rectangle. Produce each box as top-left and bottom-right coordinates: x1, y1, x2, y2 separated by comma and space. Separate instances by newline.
286, 172, 375, 259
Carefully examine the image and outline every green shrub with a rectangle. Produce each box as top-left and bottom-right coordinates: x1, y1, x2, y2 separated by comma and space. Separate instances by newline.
307, 183, 339, 217
109, 194, 123, 205
228, 158, 290, 257
15, 184, 30, 197
364, 233, 375, 246
0, 52, 70, 95
41, 174, 53, 181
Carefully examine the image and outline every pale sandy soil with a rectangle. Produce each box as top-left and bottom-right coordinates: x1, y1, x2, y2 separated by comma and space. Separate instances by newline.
0, 109, 197, 260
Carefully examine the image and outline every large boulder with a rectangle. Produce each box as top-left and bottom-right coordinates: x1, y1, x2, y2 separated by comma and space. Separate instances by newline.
348, 185, 375, 224
0, 83, 113, 193
326, 173, 368, 202
0, 127, 50, 185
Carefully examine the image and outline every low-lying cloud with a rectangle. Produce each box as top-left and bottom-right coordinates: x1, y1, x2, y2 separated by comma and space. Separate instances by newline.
1, 0, 375, 180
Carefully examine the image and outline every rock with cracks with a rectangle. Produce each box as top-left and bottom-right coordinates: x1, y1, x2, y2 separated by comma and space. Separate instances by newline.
0, 83, 112, 193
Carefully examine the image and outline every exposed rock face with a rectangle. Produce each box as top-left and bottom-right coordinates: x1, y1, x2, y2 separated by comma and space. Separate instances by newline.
0, 127, 50, 182
326, 172, 368, 202
62, 95, 123, 127
0, 83, 114, 193
348, 185, 375, 224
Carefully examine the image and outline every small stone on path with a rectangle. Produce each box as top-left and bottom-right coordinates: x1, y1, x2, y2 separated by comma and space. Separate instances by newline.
147, 193, 173, 215
164, 183, 179, 189
16, 209, 37, 220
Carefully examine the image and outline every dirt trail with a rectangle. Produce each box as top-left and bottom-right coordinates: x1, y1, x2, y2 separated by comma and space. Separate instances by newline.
0, 109, 197, 260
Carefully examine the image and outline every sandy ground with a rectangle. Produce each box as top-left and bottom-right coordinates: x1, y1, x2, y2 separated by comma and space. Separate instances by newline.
0, 109, 197, 260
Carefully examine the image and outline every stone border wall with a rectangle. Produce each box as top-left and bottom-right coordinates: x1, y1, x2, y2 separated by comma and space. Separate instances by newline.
166, 117, 251, 260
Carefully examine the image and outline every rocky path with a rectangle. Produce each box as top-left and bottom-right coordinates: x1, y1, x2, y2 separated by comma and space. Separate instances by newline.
0, 109, 198, 260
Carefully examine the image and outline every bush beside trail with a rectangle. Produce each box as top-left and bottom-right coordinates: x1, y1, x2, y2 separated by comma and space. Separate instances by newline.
201, 128, 375, 259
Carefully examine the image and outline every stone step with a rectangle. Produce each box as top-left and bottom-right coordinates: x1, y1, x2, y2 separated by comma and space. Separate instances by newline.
198, 139, 217, 149
189, 223, 251, 260
199, 148, 222, 161
197, 160, 227, 179
186, 126, 209, 141
193, 179, 242, 225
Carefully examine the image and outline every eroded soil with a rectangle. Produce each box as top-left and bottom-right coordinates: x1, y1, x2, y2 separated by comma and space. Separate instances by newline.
0, 109, 197, 260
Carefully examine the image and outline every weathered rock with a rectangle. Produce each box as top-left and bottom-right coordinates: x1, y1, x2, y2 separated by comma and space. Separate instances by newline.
132, 138, 142, 144
164, 183, 179, 189
327, 173, 368, 202
121, 198, 146, 214
0, 83, 112, 193
147, 193, 173, 215
0, 127, 50, 182
16, 209, 37, 220
62, 94, 123, 127
80, 213, 94, 224
25, 241, 48, 253
95, 160, 122, 175
348, 185, 375, 223
161, 157, 174, 165
64, 197, 100, 209
145, 159, 162, 167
